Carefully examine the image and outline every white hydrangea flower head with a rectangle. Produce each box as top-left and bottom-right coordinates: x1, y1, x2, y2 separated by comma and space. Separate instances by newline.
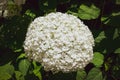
24, 12, 94, 73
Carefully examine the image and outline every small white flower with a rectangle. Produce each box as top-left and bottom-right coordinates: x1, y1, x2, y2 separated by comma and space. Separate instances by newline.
23, 12, 94, 73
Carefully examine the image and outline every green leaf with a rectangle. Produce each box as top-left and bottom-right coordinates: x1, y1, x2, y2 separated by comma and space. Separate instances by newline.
116, 0, 120, 4
92, 52, 104, 67
25, 10, 36, 18
104, 63, 109, 71
0, 63, 14, 80
67, 10, 78, 17
76, 70, 87, 80
17, 53, 26, 61
101, 12, 120, 27
95, 31, 106, 44
86, 68, 103, 80
0, 72, 11, 80
15, 71, 25, 80
114, 48, 120, 54
113, 28, 119, 40
78, 4, 100, 20
19, 59, 30, 76
33, 61, 42, 80
14, 49, 22, 52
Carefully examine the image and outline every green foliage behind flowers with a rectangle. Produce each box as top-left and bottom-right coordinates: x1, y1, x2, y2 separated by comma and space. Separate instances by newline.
0, 0, 120, 80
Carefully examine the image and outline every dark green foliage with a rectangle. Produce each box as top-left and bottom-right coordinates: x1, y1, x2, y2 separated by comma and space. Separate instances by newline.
86, 68, 103, 80
0, 63, 14, 80
0, 0, 120, 80
76, 70, 87, 80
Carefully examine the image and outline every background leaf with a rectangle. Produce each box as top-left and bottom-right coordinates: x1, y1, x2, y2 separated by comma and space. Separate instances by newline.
76, 70, 87, 80
101, 12, 120, 27
116, 0, 120, 4
0, 72, 11, 80
78, 4, 100, 20
86, 68, 103, 80
92, 52, 104, 67
0, 63, 14, 80
95, 31, 106, 44
114, 48, 120, 54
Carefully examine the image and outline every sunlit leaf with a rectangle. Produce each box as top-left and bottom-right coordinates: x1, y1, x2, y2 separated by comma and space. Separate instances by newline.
0, 63, 14, 80
86, 68, 103, 80
15, 71, 25, 80
33, 61, 42, 80
92, 52, 104, 67
19, 59, 30, 76
78, 4, 100, 20
25, 10, 36, 18
0, 72, 11, 80
17, 53, 26, 61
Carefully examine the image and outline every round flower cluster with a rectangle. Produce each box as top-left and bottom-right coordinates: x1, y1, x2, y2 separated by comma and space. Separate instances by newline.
23, 12, 94, 73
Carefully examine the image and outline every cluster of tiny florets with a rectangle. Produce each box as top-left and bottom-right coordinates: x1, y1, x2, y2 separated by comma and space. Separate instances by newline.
23, 12, 94, 73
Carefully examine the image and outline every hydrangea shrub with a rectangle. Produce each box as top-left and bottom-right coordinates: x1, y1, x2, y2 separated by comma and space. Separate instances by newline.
24, 12, 94, 73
